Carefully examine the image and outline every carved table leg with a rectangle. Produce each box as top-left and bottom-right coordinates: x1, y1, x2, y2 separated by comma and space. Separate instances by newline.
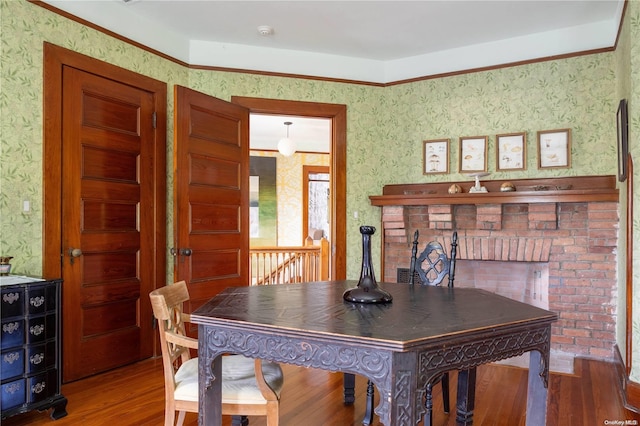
199, 329, 223, 426
455, 368, 476, 425
526, 350, 549, 426
387, 352, 419, 426
424, 382, 434, 426
343, 373, 355, 405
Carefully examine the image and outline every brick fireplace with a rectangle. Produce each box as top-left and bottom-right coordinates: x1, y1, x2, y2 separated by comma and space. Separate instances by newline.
371, 176, 619, 370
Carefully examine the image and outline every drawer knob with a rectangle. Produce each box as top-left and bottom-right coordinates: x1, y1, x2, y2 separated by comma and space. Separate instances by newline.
2, 292, 20, 304
30, 324, 44, 336
32, 381, 46, 394
30, 353, 44, 365
3, 322, 20, 334
3, 352, 20, 364
30, 296, 45, 308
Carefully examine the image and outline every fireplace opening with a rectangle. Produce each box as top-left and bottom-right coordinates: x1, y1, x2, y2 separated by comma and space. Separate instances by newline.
454, 260, 549, 310
398, 260, 549, 309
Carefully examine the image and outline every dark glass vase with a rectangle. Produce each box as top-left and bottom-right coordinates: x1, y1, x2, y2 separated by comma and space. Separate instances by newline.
343, 226, 393, 304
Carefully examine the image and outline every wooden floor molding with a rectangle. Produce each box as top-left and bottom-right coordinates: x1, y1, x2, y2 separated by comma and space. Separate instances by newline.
3, 357, 640, 426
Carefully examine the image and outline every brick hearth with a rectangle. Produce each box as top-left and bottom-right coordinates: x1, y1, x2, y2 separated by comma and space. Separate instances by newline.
380, 200, 618, 362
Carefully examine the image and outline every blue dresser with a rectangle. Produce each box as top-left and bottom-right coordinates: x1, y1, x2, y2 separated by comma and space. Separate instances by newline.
1, 276, 67, 420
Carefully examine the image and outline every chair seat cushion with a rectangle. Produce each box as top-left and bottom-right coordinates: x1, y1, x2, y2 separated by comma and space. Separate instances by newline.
174, 355, 284, 404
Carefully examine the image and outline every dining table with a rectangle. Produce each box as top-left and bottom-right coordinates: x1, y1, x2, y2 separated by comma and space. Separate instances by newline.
191, 280, 557, 426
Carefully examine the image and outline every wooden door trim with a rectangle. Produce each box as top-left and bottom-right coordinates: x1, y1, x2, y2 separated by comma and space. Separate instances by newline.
231, 97, 347, 279
42, 42, 167, 290
627, 155, 634, 375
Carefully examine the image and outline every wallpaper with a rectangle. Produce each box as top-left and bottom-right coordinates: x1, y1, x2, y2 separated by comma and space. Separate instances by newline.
0, 0, 633, 368
0, 0, 189, 278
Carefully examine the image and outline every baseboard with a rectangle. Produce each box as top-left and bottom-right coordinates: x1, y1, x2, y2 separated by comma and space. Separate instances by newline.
614, 344, 640, 413
627, 382, 640, 413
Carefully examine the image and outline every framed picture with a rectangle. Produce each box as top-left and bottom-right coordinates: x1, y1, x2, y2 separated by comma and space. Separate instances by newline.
459, 136, 488, 173
617, 99, 628, 182
537, 129, 571, 169
249, 156, 277, 245
423, 139, 449, 174
496, 132, 526, 171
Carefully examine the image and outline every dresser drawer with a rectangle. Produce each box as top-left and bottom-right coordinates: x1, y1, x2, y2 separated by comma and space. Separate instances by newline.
1, 289, 24, 319
0, 348, 24, 380
27, 342, 55, 374
0, 378, 25, 411
1, 320, 24, 350
28, 370, 55, 404
26, 314, 55, 345
27, 286, 47, 315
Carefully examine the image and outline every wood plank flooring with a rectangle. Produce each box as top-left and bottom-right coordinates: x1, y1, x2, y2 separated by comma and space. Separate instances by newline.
3, 357, 639, 425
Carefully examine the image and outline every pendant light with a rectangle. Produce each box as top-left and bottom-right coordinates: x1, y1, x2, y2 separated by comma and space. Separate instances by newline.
277, 121, 296, 156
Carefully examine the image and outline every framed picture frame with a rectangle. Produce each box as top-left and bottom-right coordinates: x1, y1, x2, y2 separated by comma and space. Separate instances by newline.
537, 129, 571, 169
617, 99, 628, 182
459, 136, 488, 173
496, 132, 526, 171
423, 139, 449, 174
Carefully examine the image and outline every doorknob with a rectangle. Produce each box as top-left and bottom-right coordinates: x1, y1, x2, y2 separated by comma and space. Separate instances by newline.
169, 248, 191, 265
68, 248, 82, 264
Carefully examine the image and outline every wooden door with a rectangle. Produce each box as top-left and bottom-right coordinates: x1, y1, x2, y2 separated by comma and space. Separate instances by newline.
58, 67, 158, 382
173, 86, 249, 312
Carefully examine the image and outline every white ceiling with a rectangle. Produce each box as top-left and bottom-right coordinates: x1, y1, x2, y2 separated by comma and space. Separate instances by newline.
43, 0, 624, 83
250, 114, 331, 153
41, 0, 624, 153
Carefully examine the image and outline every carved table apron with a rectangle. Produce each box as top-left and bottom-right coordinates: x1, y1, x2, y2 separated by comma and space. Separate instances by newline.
191, 281, 557, 426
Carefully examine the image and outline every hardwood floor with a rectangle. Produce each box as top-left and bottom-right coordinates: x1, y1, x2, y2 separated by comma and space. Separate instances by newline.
3, 357, 639, 426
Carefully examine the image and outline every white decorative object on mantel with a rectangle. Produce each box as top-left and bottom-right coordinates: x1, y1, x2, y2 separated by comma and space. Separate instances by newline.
467, 172, 490, 193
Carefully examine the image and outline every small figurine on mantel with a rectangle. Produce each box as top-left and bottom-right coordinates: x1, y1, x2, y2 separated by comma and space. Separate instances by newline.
448, 184, 463, 194
500, 182, 516, 192
467, 172, 490, 193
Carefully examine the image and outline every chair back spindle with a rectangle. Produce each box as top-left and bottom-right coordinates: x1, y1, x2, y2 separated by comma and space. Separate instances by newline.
408, 230, 419, 286
448, 232, 458, 287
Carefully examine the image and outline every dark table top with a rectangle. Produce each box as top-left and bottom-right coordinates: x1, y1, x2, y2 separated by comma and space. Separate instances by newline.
191, 280, 557, 351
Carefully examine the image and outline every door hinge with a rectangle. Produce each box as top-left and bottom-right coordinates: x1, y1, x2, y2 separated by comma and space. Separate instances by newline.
152, 111, 157, 129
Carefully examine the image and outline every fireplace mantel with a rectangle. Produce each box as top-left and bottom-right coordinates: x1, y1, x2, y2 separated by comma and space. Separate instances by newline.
370, 175, 618, 206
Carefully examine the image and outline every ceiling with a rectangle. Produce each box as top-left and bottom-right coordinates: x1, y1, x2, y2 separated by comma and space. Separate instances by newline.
41, 0, 624, 153
250, 114, 331, 154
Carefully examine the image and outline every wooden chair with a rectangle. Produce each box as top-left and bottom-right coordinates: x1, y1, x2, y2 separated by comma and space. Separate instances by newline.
362, 230, 461, 426
149, 281, 283, 426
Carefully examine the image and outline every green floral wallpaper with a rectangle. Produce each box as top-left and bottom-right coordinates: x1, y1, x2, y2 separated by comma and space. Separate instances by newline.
1, 0, 635, 370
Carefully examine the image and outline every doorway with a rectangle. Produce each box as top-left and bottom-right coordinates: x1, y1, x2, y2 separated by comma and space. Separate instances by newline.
233, 97, 347, 280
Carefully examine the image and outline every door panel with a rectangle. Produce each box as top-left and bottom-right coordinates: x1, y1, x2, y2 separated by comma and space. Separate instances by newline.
61, 67, 156, 382
174, 86, 249, 311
